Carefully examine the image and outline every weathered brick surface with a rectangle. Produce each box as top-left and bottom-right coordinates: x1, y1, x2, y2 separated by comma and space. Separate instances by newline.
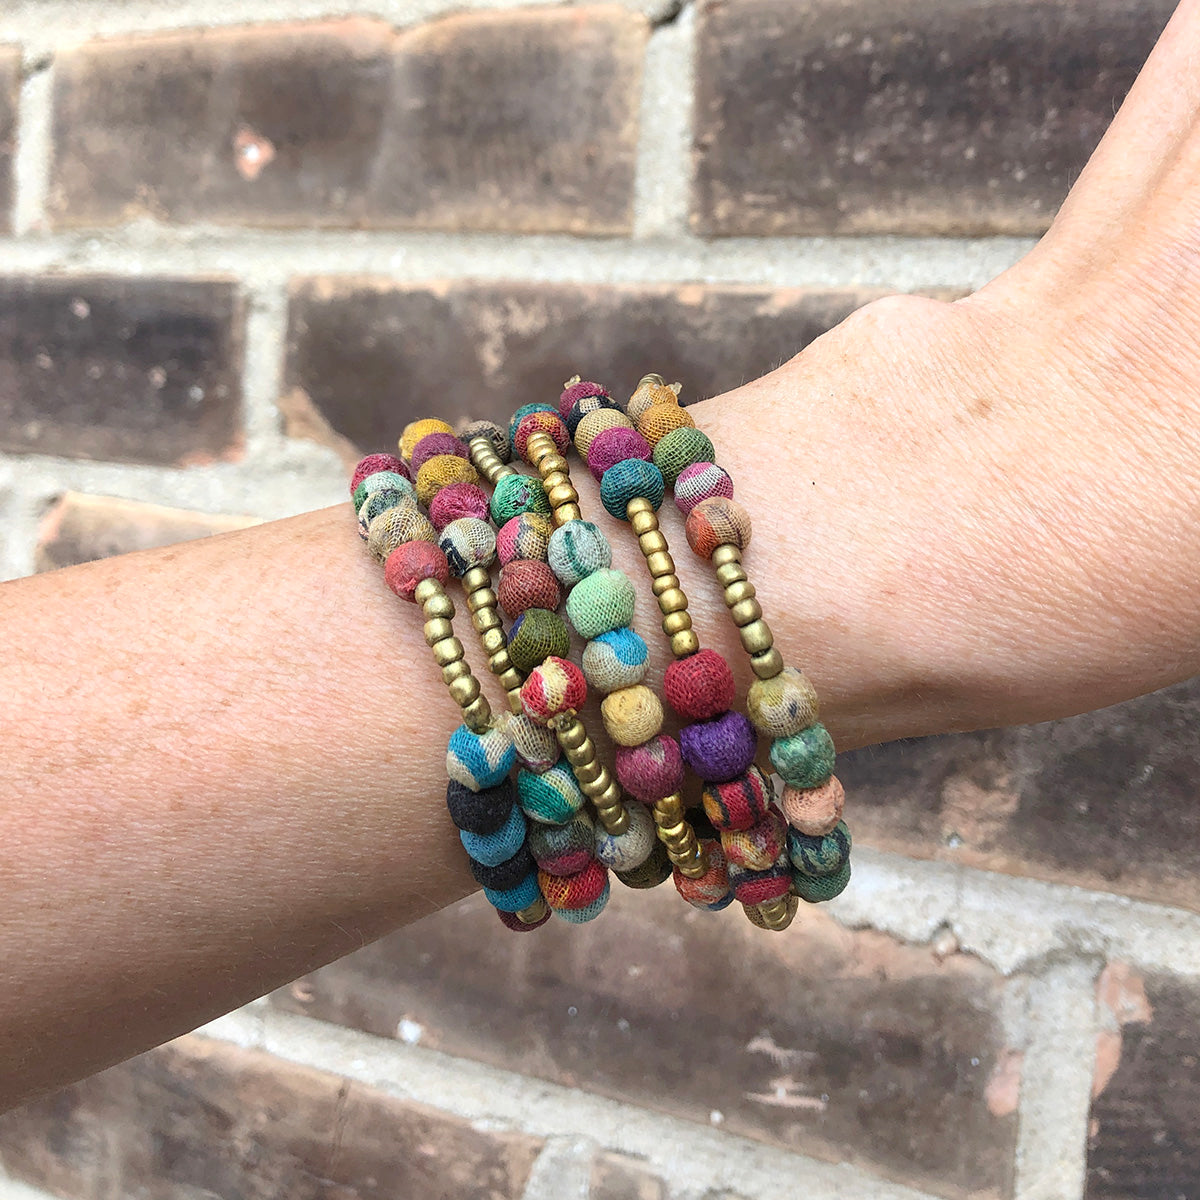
693, 0, 1175, 236
1087, 964, 1200, 1199
274, 886, 1019, 1199
34, 492, 261, 572
591, 1152, 667, 1200
839, 678, 1200, 913
284, 280, 876, 455
0, 276, 242, 465
0, 47, 18, 232
49, 10, 646, 233
0, 1036, 543, 1200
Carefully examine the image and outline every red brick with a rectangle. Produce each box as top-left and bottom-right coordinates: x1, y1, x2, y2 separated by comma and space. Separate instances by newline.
284, 279, 880, 459
0, 1036, 543, 1200
34, 492, 261, 572
839, 677, 1200, 913
0, 276, 242, 465
49, 11, 646, 233
693, 0, 1175, 235
274, 886, 1019, 1198
0, 47, 18, 232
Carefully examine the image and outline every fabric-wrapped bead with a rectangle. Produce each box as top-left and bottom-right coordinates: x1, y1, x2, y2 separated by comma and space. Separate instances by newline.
558, 379, 612, 418
600, 460, 665, 521
446, 776, 515, 834
540, 859, 608, 910
685, 497, 753, 559
460, 804, 526, 866
615, 733, 684, 803
674, 461, 734, 516
520, 656, 587, 724
701, 765, 773, 831
496, 512, 554, 566
574, 407, 633, 458
554, 879, 611, 923
788, 820, 852, 877
400, 418, 454, 462
780, 775, 845, 836
581, 626, 648, 691
490, 473, 552, 524
517, 762, 586, 824
497, 905, 551, 932
360, 486, 416, 530
586, 427, 652, 481
508, 402, 559, 448
770, 722, 836, 789
506, 712, 561, 773
498, 560, 563, 620
594, 802, 656, 871
722, 807, 787, 871
470, 843, 536, 890
663, 649, 736, 721
384, 540, 449, 601
446, 723, 516, 791
565, 567, 637, 639
673, 838, 733, 911
566, 395, 621, 437
747, 667, 820, 739
637, 403, 696, 447
615, 838, 672, 889
352, 453, 409, 493
627, 378, 680, 423
508, 608, 571, 674
428, 482, 490, 530
515, 410, 570, 462
601, 684, 664, 747
367, 505, 435, 565
458, 419, 511, 463
652, 427, 716, 487
416, 454, 478, 506
727, 850, 792, 905
680, 710, 758, 783
547, 521, 612, 588
353, 471, 414, 513
792, 859, 852, 902
438, 517, 497, 577
483, 872, 542, 913
529, 810, 595, 876
411, 431, 469, 474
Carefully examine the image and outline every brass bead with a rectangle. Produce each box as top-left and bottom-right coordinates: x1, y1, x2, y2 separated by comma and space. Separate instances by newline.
555, 503, 582, 525
423, 617, 454, 646
751, 647, 786, 679
639, 530, 669, 557
554, 717, 586, 751
671, 630, 701, 658
448, 674, 481, 709
722, 578, 756, 606
494, 667, 524, 694
516, 898, 550, 924
730, 598, 764, 627
644, 550, 674, 578
562, 735, 596, 765
479, 626, 507, 654
662, 611, 693, 636
711, 544, 742, 569
598, 805, 630, 835
715, 561, 748, 588
462, 566, 491, 595
472, 607, 502, 636
658, 587, 688, 614
466, 588, 497, 614
579, 766, 615, 798
651, 573, 680, 597
506, 688, 524, 715
417, 580, 451, 612
539, 454, 569, 475
461, 695, 493, 732
653, 793, 684, 822
488, 648, 513, 675
542, 470, 568, 491
630, 509, 659, 536
591, 778, 623, 813
676, 845, 710, 879
738, 618, 775, 655
638, 373, 665, 388
432, 636, 465, 667
547, 483, 580, 510
626, 496, 655, 519
441, 658, 472, 686
574, 760, 603, 787
746, 894, 798, 931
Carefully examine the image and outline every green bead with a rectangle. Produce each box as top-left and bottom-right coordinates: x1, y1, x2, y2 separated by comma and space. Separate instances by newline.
353, 471, 414, 513
490, 473, 551, 524
517, 763, 585, 825
652, 427, 716, 487
788, 820, 852, 877
792, 859, 851, 903
509, 609, 571, 674
359, 487, 416, 528
770, 722, 836, 789
565, 567, 637, 640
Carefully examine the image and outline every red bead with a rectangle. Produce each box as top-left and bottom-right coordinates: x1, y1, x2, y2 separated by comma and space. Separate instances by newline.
384, 540, 449, 602
498, 559, 563, 619
514, 410, 570, 462
663, 649, 736, 720
520, 656, 587, 724
539, 860, 608, 909
701, 766, 773, 831
429, 482, 490, 531
351, 453, 408, 493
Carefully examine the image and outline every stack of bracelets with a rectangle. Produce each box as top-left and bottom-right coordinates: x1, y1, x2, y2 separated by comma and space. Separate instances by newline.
349, 373, 852, 934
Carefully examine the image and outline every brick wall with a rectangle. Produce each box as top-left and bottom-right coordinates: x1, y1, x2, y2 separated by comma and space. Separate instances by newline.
0, 2, 1194, 1199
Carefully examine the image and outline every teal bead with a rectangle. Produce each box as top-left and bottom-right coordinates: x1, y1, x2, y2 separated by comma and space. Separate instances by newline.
600, 459, 664, 521
652, 427, 716, 487
517, 763, 586, 825
484, 872, 542, 913
565, 567, 637, 639
770, 722, 836, 789
353, 471, 414, 512
490, 474, 551, 524
788, 820, 852, 877
792, 859, 851, 903
508, 402, 559, 448
554, 879, 611, 923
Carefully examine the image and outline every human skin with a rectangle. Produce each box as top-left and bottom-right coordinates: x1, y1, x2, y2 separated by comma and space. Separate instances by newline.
2, 0, 1199, 1113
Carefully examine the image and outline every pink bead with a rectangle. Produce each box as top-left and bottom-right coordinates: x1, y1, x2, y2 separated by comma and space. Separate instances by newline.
429, 483, 490, 531
663, 649, 736, 720
514, 411, 570, 462
615, 734, 685, 803
410, 432, 469, 474
351, 453, 409, 493
674, 462, 734, 516
586, 427, 652, 481
521, 656, 587, 724
384, 541, 449, 602
558, 380, 611, 417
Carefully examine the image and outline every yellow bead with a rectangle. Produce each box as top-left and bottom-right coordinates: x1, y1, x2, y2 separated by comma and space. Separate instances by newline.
730, 598, 764, 627
399, 417, 453, 461
671, 630, 701, 658
432, 636, 465, 667
739, 619, 775, 655
662, 611, 693, 636
601, 685, 664, 746
751, 647, 786, 679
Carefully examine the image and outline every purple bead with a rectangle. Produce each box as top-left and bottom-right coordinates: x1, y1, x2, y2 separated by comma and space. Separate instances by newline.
411, 431, 469, 473
587, 427, 653, 481
680, 711, 758, 783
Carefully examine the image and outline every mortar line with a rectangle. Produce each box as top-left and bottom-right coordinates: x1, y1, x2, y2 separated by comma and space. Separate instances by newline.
238, 278, 292, 453
11, 50, 54, 236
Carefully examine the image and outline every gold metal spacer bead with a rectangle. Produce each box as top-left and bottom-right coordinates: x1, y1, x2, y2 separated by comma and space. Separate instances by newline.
441, 658, 472, 686
579, 766, 615, 798
574, 760, 603, 788
644, 551, 674, 579
562, 734, 596, 765
658, 587, 689, 614
746, 894, 798, 931
488, 648, 513, 675
495, 667, 524, 694
417, 580, 452, 613
638, 373, 665, 388
461, 695, 493, 732
671, 630, 701, 658
639, 530, 669, 557
630, 509, 659, 537
653, 793, 684, 822
711, 544, 743, 569
730, 597, 764, 627
598, 806, 630, 835
547, 483, 580, 510
462, 566, 492, 595
554, 716, 586, 750
626, 497, 656, 519
591, 778, 623, 813
722, 578, 756, 606
542, 470, 568, 491
662, 610, 693, 636
739, 618, 775, 656
715, 561, 749, 588
651, 573, 680, 597
424, 617, 454, 647
539, 453, 569, 476
506, 688, 524, 715
448, 674, 481, 710
675, 845, 710, 879
555, 503, 582, 525
478, 625, 506, 654
516, 898, 549, 924
526, 432, 560, 467
432, 636, 466, 667
751, 647, 786, 680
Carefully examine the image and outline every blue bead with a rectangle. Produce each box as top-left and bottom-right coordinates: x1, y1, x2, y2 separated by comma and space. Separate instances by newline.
600, 460, 665, 521
484, 871, 542, 912
446, 723, 516, 791
461, 804, 527, 866
590, 627, 648, 668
